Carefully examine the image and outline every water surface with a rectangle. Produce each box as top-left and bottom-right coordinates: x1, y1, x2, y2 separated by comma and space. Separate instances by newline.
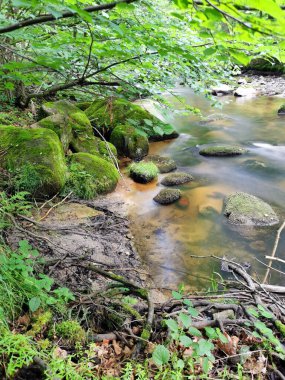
117, 89, 285, 290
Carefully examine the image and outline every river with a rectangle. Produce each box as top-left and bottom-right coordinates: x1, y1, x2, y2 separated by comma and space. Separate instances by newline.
116, 88, 285, 290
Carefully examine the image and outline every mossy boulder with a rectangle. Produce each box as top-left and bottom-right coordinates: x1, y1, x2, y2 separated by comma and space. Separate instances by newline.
110, 124, 149, 159
0, 126, 67, 196
278, 104, 285, 115
129, 162, 158, 183
85, 97, 178, 141
161, 172, 193, 186
143, 155, 177, 173
70, 152, 119, 194
33, 113, 73, 152
153, 188, 181, 205
39, 100, 80, 118
76, 101, 92, 111
224, 192, 279, 226
199, 145, 247, 157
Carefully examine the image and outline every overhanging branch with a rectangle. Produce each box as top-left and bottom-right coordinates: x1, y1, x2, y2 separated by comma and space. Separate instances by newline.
0, 0, 138, 35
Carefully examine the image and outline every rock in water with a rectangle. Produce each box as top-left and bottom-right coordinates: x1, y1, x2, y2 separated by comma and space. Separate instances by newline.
224, 192, 279, 226
211, 84, 234, 96
278, 104, 285, 115
153, 189, 181, 205
129, 162, 158, 183
199, 145, 247, 157
161, 172, 193, 186
234, 87, 257, 97
143, 155, 177, 173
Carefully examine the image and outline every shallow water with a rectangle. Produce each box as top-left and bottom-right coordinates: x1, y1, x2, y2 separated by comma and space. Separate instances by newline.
117, 88, 285, 290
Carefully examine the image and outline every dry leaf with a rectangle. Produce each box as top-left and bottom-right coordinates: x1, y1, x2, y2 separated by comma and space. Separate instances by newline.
244, 353, 267, 375
217, 333, 239, 356
112, 340, 122, 355
53, 347, 68, 359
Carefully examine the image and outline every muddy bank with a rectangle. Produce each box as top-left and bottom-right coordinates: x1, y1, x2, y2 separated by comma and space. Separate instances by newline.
6, 197, 157, 295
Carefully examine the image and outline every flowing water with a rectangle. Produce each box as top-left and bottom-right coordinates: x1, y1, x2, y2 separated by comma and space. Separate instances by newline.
116, 88, 285, 290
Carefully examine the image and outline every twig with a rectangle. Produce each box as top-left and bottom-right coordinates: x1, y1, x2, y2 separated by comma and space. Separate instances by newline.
263, 220, 285, 283
38, 191, 73, 222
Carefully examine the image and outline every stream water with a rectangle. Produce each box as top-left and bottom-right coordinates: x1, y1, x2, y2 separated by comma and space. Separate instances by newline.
116, 88, 285, 290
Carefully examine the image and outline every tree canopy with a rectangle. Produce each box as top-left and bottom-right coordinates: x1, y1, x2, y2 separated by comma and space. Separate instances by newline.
0, 0, 284, 107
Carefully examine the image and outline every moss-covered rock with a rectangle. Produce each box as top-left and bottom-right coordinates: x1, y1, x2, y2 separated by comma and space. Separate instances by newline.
129, 162, 158, 183
224, 192, 279, 226
76, 101, 92, 111
85, 97, 178, 141
110, 124, 149, 159
39, 100, 80, 118
143, 155, 177, 173
278, 104, 285, 115
161, 172, 193, 186
98, 140, 117, 161
33, 113, 73, 152
153, 188, 181, 205
0, 125, 67, 196
70, 152, 119, 194
199, 145, 247, 157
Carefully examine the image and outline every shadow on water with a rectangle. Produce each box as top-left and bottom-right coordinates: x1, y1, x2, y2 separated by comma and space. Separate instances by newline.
117, 89, 285, 290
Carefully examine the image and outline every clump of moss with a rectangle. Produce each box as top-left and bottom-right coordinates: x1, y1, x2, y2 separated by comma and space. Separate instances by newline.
278, 104, 285, 115
110, 124, 149, 159
199, 145, 247, 157
27, 311, 52, 338
52, 320, 85, 345
161, 172, 193, 186
70, 152, 119, 194
129, 162, 158, 183
0, 126, 67, 197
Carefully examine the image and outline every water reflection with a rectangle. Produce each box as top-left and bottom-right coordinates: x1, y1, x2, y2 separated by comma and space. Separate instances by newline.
119, 89, 285, 289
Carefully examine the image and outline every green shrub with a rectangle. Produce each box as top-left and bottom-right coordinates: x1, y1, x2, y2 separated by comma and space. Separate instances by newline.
12, 163, 44, 195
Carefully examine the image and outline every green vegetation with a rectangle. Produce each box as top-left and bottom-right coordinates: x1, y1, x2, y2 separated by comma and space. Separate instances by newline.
129, 162, 159, 183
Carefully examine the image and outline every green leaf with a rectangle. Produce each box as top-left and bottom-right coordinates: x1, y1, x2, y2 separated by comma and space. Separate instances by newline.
188, 326, 202, 337
166, 319, 179, 332
188, 306, 199, 317
205, 326, 218, 339
29, 297, 41, 312
172, 290, 182, 300
179, 334, 193, 347
152, 345, 170, 366
178, 313, 192, 328
257, 305, 274, 319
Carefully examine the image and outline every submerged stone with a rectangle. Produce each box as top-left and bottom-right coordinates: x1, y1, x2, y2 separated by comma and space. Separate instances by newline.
153, 189, 181, 205
110, 124, 149, 159
199, 145, 247, 157
211, 84, 234, 96
70, 152, 119, 194
161, 172, 193, 186
234, 87, 257, 97
143, 155, 177, 173
129, 162, 158, 184
85, 97, 178, 141
224, 192, 279, 226
0, 125, 67, 197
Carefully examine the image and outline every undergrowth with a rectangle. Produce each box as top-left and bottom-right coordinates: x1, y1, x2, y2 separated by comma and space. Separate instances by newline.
62, 162, 97, 199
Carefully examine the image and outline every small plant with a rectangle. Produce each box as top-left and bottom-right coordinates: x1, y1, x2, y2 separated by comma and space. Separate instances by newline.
12, 163, 44, 195
0, 191, 31, 229
63, 162, 96, 199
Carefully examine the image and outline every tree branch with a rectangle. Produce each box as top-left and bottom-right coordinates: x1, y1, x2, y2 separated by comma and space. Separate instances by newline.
0, 0, 138, 35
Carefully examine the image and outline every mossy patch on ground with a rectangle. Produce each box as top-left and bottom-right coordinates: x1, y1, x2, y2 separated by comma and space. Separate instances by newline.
278, 104, 285, 115
143, 155, 177, 173
224, 192, 279, 226
199, 145, 248, 157
161, 172, 193, 186
0, 125, 67, 197
129, 162, 158, 184
70, 152, 119, 194
110, 124, 149, 159
153, 188, 181, 205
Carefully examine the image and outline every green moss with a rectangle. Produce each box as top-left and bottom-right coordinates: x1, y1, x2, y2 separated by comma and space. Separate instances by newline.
110, 124, 149, 159
27, 311, 52, 337
40, 100, 80, 118
199, 145, 248, 157
0, 126, 67, 197
53, 320, 85, 344
71, 152, 119, 194
98, 140, 117, 161
224, 192, 279, 226
161, 172, 193, 186
63, 162, 97, 199
76, 101, 92, 111
278, 104, 285, 115
129, 162, 158, 183
275, 320, 285, 336
35, 113, 73, 152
